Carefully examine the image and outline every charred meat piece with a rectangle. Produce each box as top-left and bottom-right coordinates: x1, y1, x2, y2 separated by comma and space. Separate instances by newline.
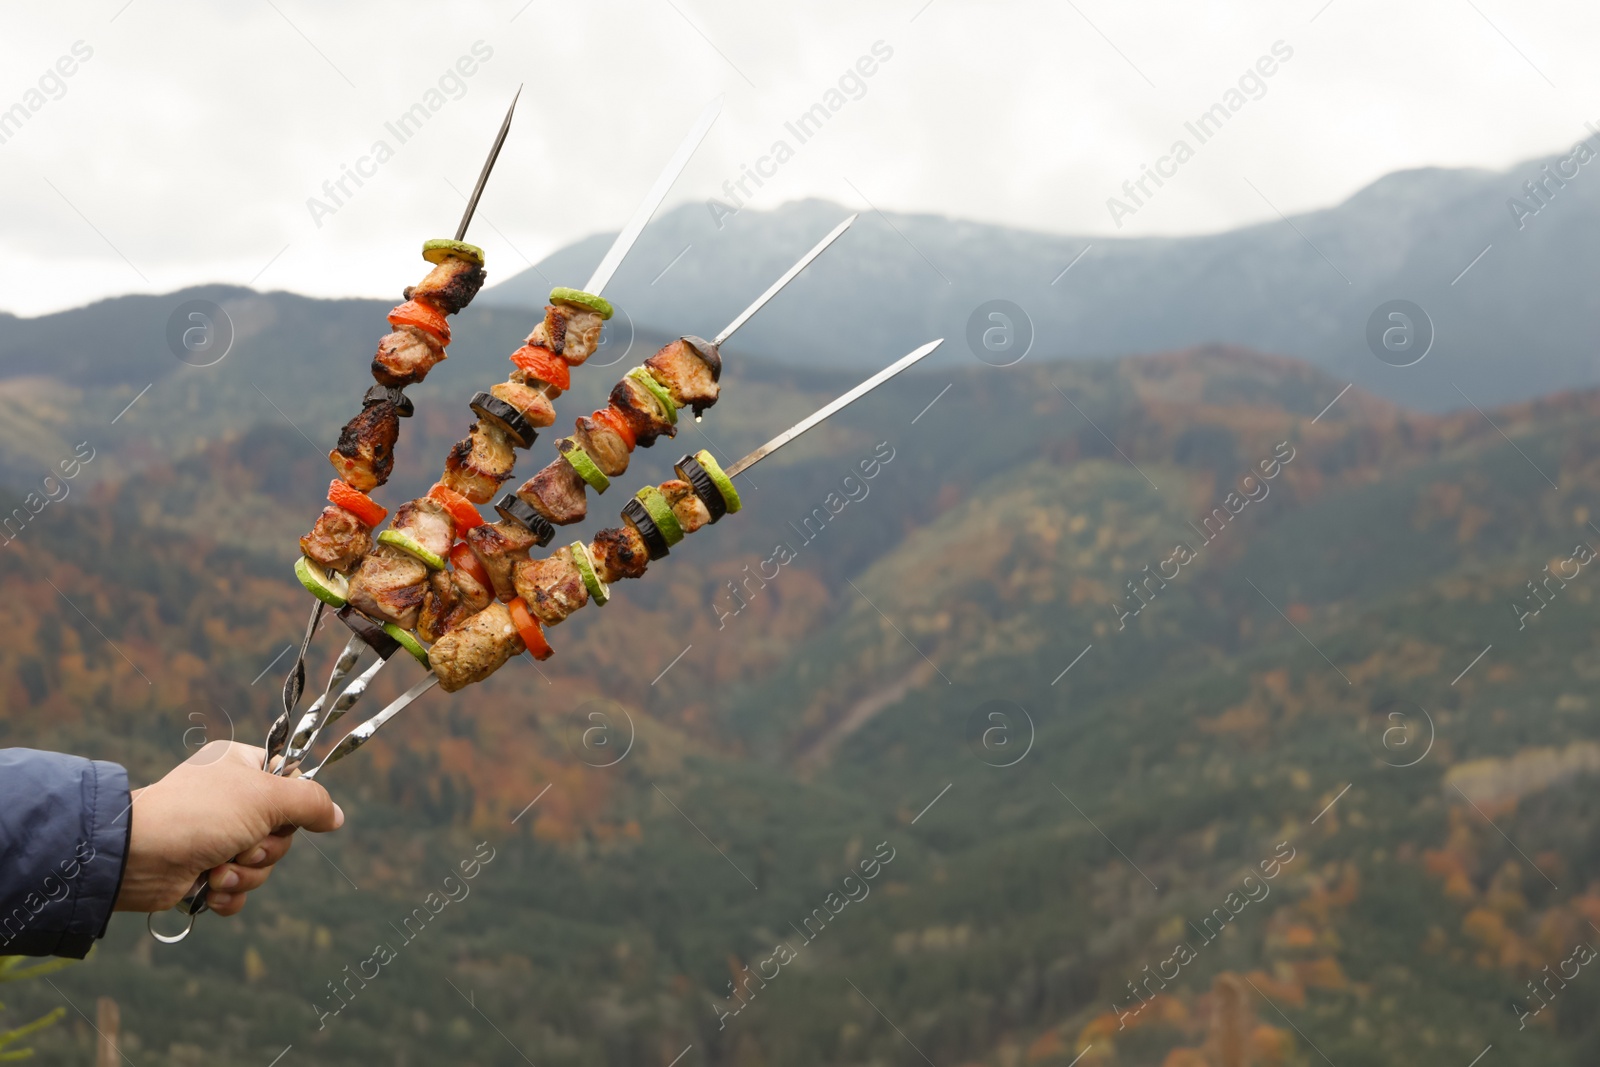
329, 401, 399, 492
299, 505, 373, 574
589, 525, 649, 584
372, 326, 446, 387
346, 545, 428, 630
452, 559, 492, 606
417, 568, 492, 644
430, 602, 521, 693
490, 380, 557, 429
659, 479, 712, 535
517, 458, 587, 526
441, 422, 515, 504
574, 414, 630, 477
465, 519, 538, 601
403, 256, 486, 315
508, 366, 562, 402
608, 375, 676, 449
512, 546, 589, 627
644, 339, 720, 416
391, 496, 455, 562
528, 304, 605, 365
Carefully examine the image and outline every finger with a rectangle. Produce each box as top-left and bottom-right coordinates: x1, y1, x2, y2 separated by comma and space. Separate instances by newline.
208, 891, 246, 917
260, 774, 344, 834
236, 833, 293, 868
209, 862, 272, 895
201, 740, 268, 770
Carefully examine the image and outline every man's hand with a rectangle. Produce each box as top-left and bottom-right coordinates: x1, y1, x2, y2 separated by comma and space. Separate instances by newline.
115, 741, 344, 916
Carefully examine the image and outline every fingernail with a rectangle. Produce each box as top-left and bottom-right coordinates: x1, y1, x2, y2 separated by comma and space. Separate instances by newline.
245, 848, 267, 865
218, 870, 240, 890
333, 803, 345, 828
210, 893, 233, 907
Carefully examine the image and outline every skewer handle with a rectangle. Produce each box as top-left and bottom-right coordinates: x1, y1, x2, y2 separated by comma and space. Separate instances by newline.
264, 602, 327, 768
304, 675, 440, 779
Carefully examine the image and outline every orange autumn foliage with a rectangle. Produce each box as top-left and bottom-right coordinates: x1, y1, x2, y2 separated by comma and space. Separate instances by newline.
1025, 1028, 1065, 1062
1251, 1023, 1294, 1064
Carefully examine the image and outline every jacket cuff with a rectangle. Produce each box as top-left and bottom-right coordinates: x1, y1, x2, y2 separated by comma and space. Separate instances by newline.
0, 754, 131, 959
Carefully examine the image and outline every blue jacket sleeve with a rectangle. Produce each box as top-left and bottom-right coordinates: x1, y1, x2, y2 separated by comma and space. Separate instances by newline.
0, 749, 131, 958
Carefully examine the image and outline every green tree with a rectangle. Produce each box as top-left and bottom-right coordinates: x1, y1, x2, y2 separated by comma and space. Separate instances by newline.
0, 956, 69, 1061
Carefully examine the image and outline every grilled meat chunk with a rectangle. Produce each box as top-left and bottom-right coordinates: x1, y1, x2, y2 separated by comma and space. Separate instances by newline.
372, 326, 446, 387
430, 602, 521, 693
608, 375, 675, 448
517, 458, 587, 526
329, 401, 399, 492
528, 304, 605, 365
451, 559, 492, 606
403, 256, 486, 315
417, 568, 492, 644
490, 380, 557, 429
299, 505, 373, 574
512, 546, 589, 627
644, 339, 720, 415
391, 496, 455, 562
346, 545, 428, 629
659, 478, 712, 535
441, 422, 515, 504
465, 520, 537, 600
589, 525, 649, 584
508, 366, 562, 401
574, 415, 630, 477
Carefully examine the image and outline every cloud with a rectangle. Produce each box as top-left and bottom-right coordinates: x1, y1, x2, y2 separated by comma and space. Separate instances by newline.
0, 0, 1595, 314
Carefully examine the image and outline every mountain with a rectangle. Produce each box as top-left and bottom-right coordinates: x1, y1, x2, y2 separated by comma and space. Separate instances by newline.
6, 331, 1600, 1064
480, 151, 1600, 413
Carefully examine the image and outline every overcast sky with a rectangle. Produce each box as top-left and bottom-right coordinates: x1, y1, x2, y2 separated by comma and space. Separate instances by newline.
1, 0, 1596, 316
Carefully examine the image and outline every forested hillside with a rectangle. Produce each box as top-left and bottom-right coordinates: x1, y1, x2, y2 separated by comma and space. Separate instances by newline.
4, 334, 1600, 1066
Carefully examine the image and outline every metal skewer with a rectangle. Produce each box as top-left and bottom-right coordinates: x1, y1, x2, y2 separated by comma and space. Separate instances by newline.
713, 213, 856, 347
278, 636, 369, 773
584, 94, 722, 297
264, 600, 325, 769
456, 84, 522, 241
303, 338, 943, 771
303, 676, 442, 780
728, 339, 944, 476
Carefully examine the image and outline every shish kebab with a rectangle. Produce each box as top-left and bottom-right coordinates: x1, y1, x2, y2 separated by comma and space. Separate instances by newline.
281, 212, 855, 774
267, 96, 725, 777
153, 338, 936, 942
303, 337, 946, 776
264, 85, 522, 762
146, 87, 524, 945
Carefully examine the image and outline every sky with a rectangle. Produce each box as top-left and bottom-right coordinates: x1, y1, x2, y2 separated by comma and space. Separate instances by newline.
1, 0, 1598, 316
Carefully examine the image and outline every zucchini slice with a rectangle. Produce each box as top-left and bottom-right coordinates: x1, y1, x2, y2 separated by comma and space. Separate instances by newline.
627, 366, 678, 425
570, 540, 609, 605
694, 449, 741, 513
422, 238, 485, 266
383, 623, 431, 668
294, 556, 350, 607
377, 529, 447, 571
549, 286, 613, 320
559, 440, 610, 492
634, 486, 684, 546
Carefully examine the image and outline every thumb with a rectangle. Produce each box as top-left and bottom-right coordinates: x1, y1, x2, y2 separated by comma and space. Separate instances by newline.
262, 775, 345, 833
